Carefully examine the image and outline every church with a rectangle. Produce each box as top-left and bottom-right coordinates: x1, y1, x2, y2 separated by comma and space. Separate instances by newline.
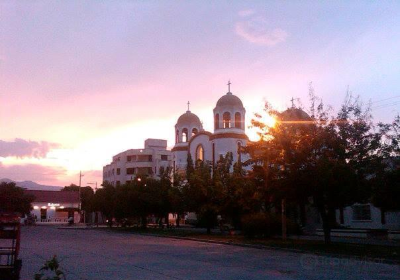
172, 82, 249, 173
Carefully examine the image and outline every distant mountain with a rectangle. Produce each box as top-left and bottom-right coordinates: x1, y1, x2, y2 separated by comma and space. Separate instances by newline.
0, 178, 63, 191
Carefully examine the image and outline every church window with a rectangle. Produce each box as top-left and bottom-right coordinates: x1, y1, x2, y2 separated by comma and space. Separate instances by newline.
161, 155, 168, 161
223, 112, 231, 128
352, 205, 371, 221
214, 114, 220, 129
182, 128, 188, 142
196, 145, 204, 161
176, 129, 179, 143
192, 128, 198, 136
235, 112, 242, 129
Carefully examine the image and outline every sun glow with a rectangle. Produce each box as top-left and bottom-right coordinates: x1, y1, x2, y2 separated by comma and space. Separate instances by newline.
247, 112, 276, 141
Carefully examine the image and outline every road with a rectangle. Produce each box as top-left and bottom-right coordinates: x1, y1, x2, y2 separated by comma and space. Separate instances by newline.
19, 226, 399, 280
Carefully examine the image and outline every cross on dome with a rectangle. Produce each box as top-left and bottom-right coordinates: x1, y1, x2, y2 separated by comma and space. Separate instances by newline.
227, 80, 231, 94
187, 101, 190, 112
290, 97, 295, 108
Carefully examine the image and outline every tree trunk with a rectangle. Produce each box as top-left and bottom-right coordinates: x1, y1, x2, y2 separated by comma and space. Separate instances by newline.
318, 205, 331, 245
381, 209, 386, 225
141, 215, 147, 229
176, 213, 180, 228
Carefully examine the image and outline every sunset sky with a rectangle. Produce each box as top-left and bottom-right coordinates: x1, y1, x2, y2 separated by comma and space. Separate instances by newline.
1, 1, 400, 187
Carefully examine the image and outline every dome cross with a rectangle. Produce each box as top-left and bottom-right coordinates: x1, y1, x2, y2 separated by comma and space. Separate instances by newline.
227, 80, 231, 93
187, 101, 190, 112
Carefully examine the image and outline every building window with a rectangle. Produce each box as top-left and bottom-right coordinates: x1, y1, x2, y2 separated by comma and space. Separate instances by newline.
126, 168, 135, 175
159, 166, 165, 174
116, 168, 121, 175
161, 155, 168, 161
196, 145, 204, 161
223, 112, 231, 128
192, 128, 198, 137
127, 156, 131, 162
235, 112, 242, 129
176, 129, 179, 143
182, 128, 188, 142
352, 205, 371, 221
215, 114, 219, 129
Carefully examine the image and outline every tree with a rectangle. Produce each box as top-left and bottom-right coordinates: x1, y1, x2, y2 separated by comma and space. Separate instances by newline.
63, 184, 95, 222
185, 160, 222, 234
247, 91, 379, 244
0, 182, 34, 215
92, 182, 116, 227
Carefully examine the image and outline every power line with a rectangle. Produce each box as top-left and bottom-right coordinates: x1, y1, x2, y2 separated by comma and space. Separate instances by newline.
372, 101, 400, 110
370, 95, 400, 105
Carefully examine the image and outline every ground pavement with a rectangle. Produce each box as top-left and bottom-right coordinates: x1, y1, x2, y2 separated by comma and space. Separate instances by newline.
19, 226, 399, 280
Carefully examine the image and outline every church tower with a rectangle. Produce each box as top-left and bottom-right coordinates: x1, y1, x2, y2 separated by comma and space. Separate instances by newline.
172, 102, 203, 173
211, 81, 248, 165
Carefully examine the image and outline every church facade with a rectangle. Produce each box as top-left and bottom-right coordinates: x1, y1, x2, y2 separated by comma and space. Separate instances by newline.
172, 87, 249, 174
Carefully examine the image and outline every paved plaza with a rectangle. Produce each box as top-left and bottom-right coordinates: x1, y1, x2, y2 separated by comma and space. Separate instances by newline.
19, 226, 399, 280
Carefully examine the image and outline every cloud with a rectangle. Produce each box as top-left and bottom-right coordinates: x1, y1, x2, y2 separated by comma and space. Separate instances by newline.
0, 138, 60, 158
235, 17, 288, 46
238, 9, 255, 17
0, 162, 67, 184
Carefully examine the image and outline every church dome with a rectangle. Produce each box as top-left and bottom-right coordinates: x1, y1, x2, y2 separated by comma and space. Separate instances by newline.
176, 110, 202, 127
281, 107, 311, 121
216, 92, 244, 108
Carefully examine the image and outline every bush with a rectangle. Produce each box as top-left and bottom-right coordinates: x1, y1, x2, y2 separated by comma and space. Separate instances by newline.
241, 212, 301, 238
241, 213, 281, 238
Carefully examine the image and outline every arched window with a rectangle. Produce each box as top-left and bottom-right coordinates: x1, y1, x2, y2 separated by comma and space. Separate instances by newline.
175, 129, 179, 143
182, 128, 188, 142
214, 114, 220, 129
235, 112, 241, 129
223, 112, 231, 128
192, 128, 198, 137
196, 145, 204, 161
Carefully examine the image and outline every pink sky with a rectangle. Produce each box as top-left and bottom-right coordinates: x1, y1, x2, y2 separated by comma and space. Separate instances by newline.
1, 1, 400, 187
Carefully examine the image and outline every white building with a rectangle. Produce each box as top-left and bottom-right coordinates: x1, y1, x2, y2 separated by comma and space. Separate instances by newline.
172, 86, 249, 173
103, 139, 172, 185
24, 190, 80, 224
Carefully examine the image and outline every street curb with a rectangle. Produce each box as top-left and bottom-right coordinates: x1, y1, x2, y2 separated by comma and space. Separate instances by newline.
126, 232, 400, 266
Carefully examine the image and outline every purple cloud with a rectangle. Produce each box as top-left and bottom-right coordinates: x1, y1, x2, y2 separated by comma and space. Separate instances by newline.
0, 162, 66, 184
235, 16, 288, 46
0, 138, 60, 158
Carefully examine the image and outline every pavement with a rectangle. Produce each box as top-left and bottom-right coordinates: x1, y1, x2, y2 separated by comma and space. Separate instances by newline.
19, 226, 400, 280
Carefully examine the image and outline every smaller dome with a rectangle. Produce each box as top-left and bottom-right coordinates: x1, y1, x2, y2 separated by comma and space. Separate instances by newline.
216, 92, 244, 107
176, 110, 202, 127
281, 107, 311, 121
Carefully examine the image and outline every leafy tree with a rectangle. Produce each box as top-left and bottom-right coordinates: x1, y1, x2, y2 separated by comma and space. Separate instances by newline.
92, 182, 116, 227
62, 184, 94, 212
0, 182, 34, 215
185, 160, 222, 234
246, 92, 379, 244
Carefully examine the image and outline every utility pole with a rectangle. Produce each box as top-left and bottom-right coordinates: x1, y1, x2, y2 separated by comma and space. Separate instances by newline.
79, 171, 84, 223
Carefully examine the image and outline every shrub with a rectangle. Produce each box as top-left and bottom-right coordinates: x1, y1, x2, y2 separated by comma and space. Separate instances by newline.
241, 213, 280, 238
241, 212, 301, 238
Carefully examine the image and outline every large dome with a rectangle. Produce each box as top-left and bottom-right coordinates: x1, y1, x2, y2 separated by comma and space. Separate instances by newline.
281, 107, 311, 121
176, 110, 202, 126
216, 92, 244, 107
